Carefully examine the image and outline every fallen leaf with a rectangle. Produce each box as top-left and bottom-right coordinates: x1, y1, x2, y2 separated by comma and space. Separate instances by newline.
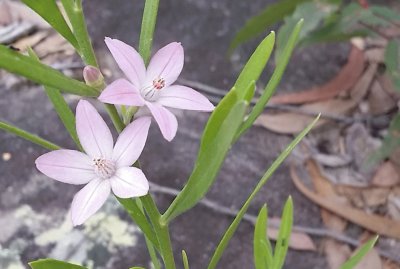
291, 164, 400, 239
353, 247, 382, 269
362, 187, 390, 207
270, 46, 365, 105
324, 240, 351, 269
255, 99, 356, 134
368, 80, 397, 115
372, 161, 400, 187
267, 225, 316, 251
388, 188, 400, 221
350, 63, 378, 103
383, 260, 400, 269
365, 48, 385, 63
12, 30, 48, 51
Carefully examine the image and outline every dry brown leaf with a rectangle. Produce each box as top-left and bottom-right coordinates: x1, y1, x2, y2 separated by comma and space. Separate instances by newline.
372, 161, 400, 187
368, 80, 397, 115
365, 48, 385, 63
383, 260, 400, 269
324, 240, 351, 269
350, 63, 377, 103
12, 30, 48, 51
270, 46, 365, 105
255, 99, 356, 134
291, 164, 400, 239
6, 0, 49, 28
35, 34, 73, 58
362, 187, 390, 207
353, 248, 382, 269
388, 188, 400, 221
378, 75, 400, 101
267, 226, 316, 251
0, 1, 12, 25
307, 159, 348, 231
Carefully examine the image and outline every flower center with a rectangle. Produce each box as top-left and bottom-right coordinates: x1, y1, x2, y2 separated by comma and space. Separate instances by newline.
140, 77, 165, 101
93, 158, 116, 179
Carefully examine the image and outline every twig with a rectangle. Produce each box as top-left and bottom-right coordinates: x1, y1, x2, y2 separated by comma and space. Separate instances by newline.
149, 182, 400, 263
178, 78, 391, 125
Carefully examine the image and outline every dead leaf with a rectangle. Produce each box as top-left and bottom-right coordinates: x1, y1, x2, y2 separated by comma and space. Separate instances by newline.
365, 48, 385, 63
0, 1, 12, 25
267, 226, 316, 251
378, 74, 400, 101
368, 80, 397, 115
372, 161, 400, 187
353, 247, 382, 269
34, 33, 73, 58
270, 46, 365, 105
291, 163, 400, 239
12, 30, 48, 51
6, 0, 49, 28
255, 99, 356, 134
388, 188, 400, 221
383, 260, 400, 269
324, 240, 351, 269
362, 187, 390, 207
350, 63, 377, 103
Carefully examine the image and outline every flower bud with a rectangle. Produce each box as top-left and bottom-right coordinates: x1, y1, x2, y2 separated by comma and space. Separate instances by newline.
83, 65, 104, 89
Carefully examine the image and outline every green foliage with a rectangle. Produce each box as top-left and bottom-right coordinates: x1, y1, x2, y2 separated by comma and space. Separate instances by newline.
29, 259, 87, 269
385, 40, 400, 90
339, 236, 379, 269
20, 0, 79, 50
182, 250, 190, 269
162, 89, 248, 223
254, 205, 273, 269
207, 116, 319, 269
0, 45, 98, 96
272, 197, 293, 269
229, 0, 311, 53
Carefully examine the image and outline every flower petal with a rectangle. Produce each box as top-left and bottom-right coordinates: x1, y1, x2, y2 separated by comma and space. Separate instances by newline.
105, 37, 146, 88
112, 117, 151, 167
35, 150, 95, 185
76, 100, 114, 158
98, 79, 145, 106
71, 178, 111, 226
146, 42, 184, 86
110, 167, 149, 198
157, 85, 215, 111
146, 101, 178, 141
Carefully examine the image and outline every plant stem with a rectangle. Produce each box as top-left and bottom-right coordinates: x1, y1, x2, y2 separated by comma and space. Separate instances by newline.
139, 0, 160, 65
0, 121, 61, 150
141, 194, 176, 269
104, 104, 125, 133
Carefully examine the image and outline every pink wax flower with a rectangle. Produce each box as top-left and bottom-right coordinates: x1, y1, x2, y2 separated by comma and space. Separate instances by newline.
35, 100, 150, 226
98, 38, 215, 141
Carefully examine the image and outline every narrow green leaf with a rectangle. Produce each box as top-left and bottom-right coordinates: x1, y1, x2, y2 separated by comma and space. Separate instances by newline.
28, 48, 81, 150
370, 6, 400, 22
182, 250, 190, 269
254, 205, 273, 269
243, 81, 256, 104
233, 32, 275, 99
237, 20, 303, 139
339, 236, 379, 269
29, 259, 86, 269
162, 90, 248, 223
207, 115, 319, 269
0, 45, 98, 96
0, 121, 61, 150
21, 0, 78, 50
229, 0, 310, 52
384, 40, 400, 91
117, 197, 160, 250
129, 267, 146, 269
138, 0, 160, 65
272, 197, 293, 269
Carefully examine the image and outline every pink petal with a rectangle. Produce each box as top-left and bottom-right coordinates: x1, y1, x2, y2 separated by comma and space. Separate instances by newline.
112, 117, 151, 167
157, 85, 215, 111
98, 79, 145, 106
146, 101, 178, 141
146, 42, 184, 86
110, 167, 149, 198
71, 178, 111, 226
35, 150, 95, 185
76, 100, 114, 159
105, 37, 146, 88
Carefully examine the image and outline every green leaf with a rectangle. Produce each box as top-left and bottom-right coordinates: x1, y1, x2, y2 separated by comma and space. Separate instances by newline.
370, 6, 400, 22
254, 205, 273, 269
272, 197, 293, 269
243, 81, 256, 104
29, 259, 87, 269
182, 250, 190, 269
229, 0, 311, 52
207, 116, 319, 269
162, 90, 248, 223
275, 2, 338, 62
117, 197, 160, 250
339, 236, 379, 269
28, 48, 81, 150
129, 267, 146, 269
0, 45, 98, 96
20, 0, 78, 50
384, 40, 400, 91
0, 121, 61, 150
236, 20, 303, 139
233, 32, 275, 99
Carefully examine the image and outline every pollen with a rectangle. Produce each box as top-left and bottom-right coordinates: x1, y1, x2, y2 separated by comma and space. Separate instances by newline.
93, 158, 116, 179
152, 78, 165, 90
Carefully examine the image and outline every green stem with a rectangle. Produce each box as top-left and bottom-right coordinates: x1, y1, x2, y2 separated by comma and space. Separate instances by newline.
0, 121, 61, 150
139, 0, 160, 65
104, 104, 125, 133
141, 194, 176, 269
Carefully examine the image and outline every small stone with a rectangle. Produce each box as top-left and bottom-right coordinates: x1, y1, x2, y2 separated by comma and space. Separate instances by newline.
2, 152, 11, 161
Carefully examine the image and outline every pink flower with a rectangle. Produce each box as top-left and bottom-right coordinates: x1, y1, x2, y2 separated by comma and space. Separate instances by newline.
98, 38, 215, 141
35, 100, 151, 226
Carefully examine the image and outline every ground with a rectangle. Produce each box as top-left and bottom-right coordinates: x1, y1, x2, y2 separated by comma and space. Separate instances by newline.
0, 0, 396, 268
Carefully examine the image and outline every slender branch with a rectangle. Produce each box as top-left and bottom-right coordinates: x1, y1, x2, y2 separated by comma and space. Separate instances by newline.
149, 182, 400, 264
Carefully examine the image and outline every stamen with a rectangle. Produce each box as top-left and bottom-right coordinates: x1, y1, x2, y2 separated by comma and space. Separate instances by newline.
140, 77, 166, 101
153, 78, 165, 90
93, 158, 116, 179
